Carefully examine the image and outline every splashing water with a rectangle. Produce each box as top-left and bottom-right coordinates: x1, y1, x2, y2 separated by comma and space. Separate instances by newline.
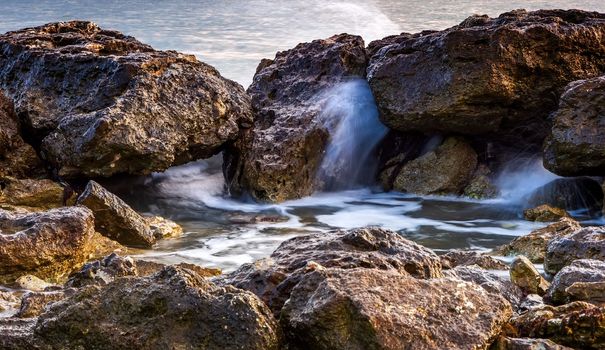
495, 157, 560, 203
316, 79, 388, 190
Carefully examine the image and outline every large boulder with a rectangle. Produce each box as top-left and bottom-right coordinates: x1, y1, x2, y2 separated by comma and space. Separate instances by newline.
223, 34, 368, 202
524, 177, 604, 213
545, 259, 605, 305
23, 266, 281, 349
545, 226, 605, 275
367, 10, 605, 149
219, 227, 442, 314
0, 21, 252, 177
544, 76, 605, 176
281, 267, 512, 350
0, 206, 96, 282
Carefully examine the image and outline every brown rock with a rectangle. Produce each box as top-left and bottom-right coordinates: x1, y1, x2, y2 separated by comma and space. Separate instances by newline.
463, 164, 500, 199
15, 290, 69, 318
545, 259, 605, 305
146, 215, 183, 239
523, 205, 569, 222
545, 225, 605, 275
510, 256, 550, 296
441, 250, 509, 270
14, 275, 54, 292
0, 177, 64, 209
491, 337, 574, 350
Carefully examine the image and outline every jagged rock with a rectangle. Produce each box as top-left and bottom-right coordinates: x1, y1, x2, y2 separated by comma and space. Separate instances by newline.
524, 177, 604, 213
368, 10, 605, 149
545, 259, 605, 305
14, 275, 54, 292
0, 21, 252, 178
545, 226, 605, 275
463, 164, 499, 199
544, 76, 605, 176
0, 177, 64, 209
518, 294, 546, 313
441, 250, 508, 270
523, 205, 569, 222
0, 206, 95, 283
491, 337, 574, 350
510, 256, 549, 296
392, 136, 478, 195
510, 301, 605, 349
66, 253, 138, 288
0, 92, 43, 179
219, 227, 442, 314
15, 290, 69, 318
223, 34, 368, 202
31, 266, 281, 349
146, 215, 183, 239
495, 217, 581, 263
76, 180, 156, 247
0, 318, 36, 349
281, 267, 512, 350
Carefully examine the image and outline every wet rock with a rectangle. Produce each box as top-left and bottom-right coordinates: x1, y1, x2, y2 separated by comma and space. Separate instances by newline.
281, 267, 512, 350
510, 301, 605, 349
441, 250, 508, 270
545, 226, 605, 275
510, 256, 549, 296
219, 227, 442, 314
544, 76, 605, 176
14, 275, 54, 292
33, 266, 281, 349
66, 253, 138, 288
392, 136, 478, 195
376, 131, 430, 191
146, 215, 183, 239
0, 177, 64, 209
523, 205, 569, 222
15, 290, 69, 318
0, 21, 252, 178
368, 10, 605, 149
524, 177, 604, 213
545, 259, 605, 305
0, 206, 96, 283
223, 34, 368, 202
491, 337, 573, 350
495, 217, 581, 263
76, 180, 156, 247
463, 164, 500, 199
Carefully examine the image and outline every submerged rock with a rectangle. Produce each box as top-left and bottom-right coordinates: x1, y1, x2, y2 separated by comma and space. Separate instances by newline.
524, 177, 604, 213
368, 10, 605, 149
219, 227, 442, 314
523, 205, 569, 222
544, 76, 605, 176
0, 21, 252, 177
545, 226, 605, 275
281, 268, 512, 350
545, 259, 605, 305
0, 177, 64, 209
510, 256, 549, 296
223, 34, 368, 202
495, 217, 581, 263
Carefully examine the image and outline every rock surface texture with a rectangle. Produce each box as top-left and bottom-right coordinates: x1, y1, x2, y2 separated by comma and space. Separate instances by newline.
223, 34, 368, 202
546, 259, 605, 305
0, 21, 252, 177
545, 226, 605, 275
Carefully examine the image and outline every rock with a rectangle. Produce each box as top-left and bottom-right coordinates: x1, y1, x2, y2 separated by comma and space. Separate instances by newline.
510, 301, 605, 349
15, 290, 69, 318
0, 92, 43, 179
281, 267, 512, 350
76, 180, 156, 247
545, 226, 605, 275
376, 131, 430, 191
491, 337, 574, 350
0, 290, 20, 315
523, 205, 569, 222
510, 256, 550, 296
392, 136, 478, 195
146, 215, 183, 239
495, 217, 581, 263
14, 275, 54, 292
0, 21, 252, 178
544, 76, 605, 176
368, 10, 605, 149
524, 177, 603, 213
0, 318, 37, 349
0, 206, 96, 283
65, 253, 138, 288
545, 259, 605, 305
219, 227, 442, 314
518, 294, 546, 313
441, 250, 509, 270
32, 266, 281, 349
223, 34, 368, 202
463, 164, 499, 199
0, 177, 64, 209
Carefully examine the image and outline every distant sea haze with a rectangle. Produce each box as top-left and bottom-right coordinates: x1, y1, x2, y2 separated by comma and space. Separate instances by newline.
1, 0, 604, 86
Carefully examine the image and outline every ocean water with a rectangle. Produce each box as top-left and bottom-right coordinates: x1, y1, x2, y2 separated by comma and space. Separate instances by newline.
1, 0, 604, 271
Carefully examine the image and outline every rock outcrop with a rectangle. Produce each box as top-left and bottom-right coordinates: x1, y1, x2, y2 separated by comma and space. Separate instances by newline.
223, 34, 368, 202
545, 259, 605, 305
0, 21, 252, 177
545, 226, 605, 275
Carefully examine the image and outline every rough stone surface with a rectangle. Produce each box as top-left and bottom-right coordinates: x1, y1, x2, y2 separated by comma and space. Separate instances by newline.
392, 137, 478, 195
544, 76, 605, 176
0, 206, 95, 283
524, 177, 604, 213
0, 177, 64, 209
0, 21, 252, 177
368, 10, 605, 148
491, 337, 574, 350
15, 290, 68, 318
14, 275, 54, 292
510, 256, 550, 296
223, 34, 368, 202
76, 180, 155, 247
441, 250, 509, 270
545, 225, 605, 275
463, 164, 500, 199
523, 205, 569, 222
495, 217, 581, 263
32, 266, 281, 350
146, 215, 183, 239
219, 227, 442, 314
545, 259, 605, 305
281, 267, 512, 350
65, 253, 138, 288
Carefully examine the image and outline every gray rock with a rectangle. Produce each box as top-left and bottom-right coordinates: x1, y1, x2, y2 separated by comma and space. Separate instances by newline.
545, 226, 605, 275
545, 259, 605, 305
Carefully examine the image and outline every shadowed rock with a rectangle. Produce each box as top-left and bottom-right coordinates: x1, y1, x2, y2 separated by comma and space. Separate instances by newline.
545, 226, 605, 275
524, 177, 604, 213
546, 259, 605, 305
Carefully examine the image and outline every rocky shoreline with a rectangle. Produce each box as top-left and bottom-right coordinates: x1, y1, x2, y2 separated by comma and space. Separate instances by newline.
1, 9, 605, 349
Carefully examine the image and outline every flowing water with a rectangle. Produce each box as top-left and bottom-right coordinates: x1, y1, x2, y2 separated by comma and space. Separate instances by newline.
2, 0, 605, 271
